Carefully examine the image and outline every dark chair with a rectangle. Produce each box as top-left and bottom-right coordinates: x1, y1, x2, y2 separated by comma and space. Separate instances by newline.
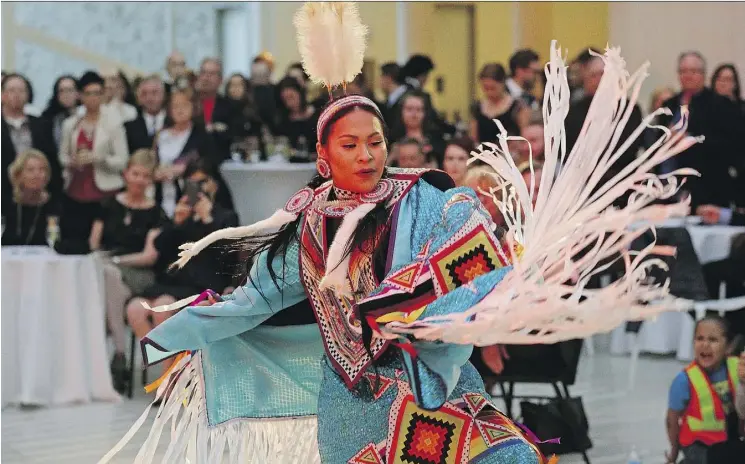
127, 330, 148, 399
477, 339, 591, 464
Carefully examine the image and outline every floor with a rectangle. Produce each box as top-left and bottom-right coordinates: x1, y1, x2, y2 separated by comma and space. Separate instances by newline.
1, 347, 685, 464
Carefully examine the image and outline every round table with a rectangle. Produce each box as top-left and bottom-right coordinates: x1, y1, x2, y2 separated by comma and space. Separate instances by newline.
610, 223, 745, 360
220, 161, 317, 226
1, 247, 120, 407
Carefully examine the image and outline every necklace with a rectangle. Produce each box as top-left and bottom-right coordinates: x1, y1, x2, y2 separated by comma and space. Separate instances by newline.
16, 202, 43, 245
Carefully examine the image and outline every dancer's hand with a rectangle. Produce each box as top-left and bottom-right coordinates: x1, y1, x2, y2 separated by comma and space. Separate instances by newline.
664, 449, 678, 464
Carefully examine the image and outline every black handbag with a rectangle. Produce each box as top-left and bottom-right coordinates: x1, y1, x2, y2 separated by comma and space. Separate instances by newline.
520, 397, 593, 455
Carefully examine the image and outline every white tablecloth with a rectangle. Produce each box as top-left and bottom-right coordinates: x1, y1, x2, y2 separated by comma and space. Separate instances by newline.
1, 247, 119, 407
221, 161, 317, 226
610, 223, 745, 360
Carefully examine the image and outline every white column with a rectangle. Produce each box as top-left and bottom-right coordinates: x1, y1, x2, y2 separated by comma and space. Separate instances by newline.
396, 1, 408, 64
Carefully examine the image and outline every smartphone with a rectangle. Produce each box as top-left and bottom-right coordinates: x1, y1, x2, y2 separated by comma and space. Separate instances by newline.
183, 180, 201, 207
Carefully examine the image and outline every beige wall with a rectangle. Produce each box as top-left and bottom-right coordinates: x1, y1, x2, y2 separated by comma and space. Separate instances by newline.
609, 2, 745, 113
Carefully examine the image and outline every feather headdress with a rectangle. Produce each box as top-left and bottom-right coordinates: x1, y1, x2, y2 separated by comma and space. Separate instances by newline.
378, 42, 701, 345
293, 2, 368, 91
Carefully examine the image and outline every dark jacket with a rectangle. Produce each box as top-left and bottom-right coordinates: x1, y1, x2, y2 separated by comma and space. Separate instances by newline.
658, 88, 743, 209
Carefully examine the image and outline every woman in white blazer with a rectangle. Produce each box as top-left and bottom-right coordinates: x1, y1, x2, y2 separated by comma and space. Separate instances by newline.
58, 71, 129, 245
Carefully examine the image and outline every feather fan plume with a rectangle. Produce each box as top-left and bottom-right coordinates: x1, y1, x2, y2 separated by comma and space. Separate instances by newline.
379, 41, 701, 346
294, 2, 368, 89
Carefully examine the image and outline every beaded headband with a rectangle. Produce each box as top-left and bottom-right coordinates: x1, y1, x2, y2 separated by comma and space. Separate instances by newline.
316, 95, 385, 141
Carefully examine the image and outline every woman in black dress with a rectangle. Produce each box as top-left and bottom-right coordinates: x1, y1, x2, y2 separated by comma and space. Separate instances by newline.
275, 76, 318, 152
89, 149, 167, 392
2, 149, 60, 247
389, 90, 446, 166
41, 75, 79, 148
469, 63, 529, 145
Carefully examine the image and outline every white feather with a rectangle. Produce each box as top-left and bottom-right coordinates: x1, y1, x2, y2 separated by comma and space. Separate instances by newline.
294, 2, 367, 87
319, 202, 376, 296
379, 41, 701, 345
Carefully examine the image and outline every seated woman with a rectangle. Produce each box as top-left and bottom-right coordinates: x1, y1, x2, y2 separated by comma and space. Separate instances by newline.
443, 136, 475, 187
89, 149, 167, 393
2, 149, 60, 246
125, 158, 238, 372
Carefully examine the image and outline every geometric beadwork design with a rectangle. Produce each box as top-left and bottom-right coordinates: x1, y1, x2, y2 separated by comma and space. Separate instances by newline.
284, 187, 315, 214
348, 442, 385, 464
385, 260, 425, 293
400, 413, 456, 463
429, 222, 507, 295
387, 395, 472, 464
298, 170, 434, 388
363, 372, 395, 401
476, 420, 516, 447
462, 392, 488, 416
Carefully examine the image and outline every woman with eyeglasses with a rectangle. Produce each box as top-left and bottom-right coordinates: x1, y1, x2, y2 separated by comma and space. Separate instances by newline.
41, 75, 79, 148
58, 71, 128, 246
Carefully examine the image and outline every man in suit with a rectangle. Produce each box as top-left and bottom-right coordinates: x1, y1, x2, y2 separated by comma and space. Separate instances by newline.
507, 49, 541, 110
125, 74, 166, 153
1, 73, 62, 213
658, 51, 742, 210
379, 62, 407, 126
399, 54, 454, 137
196, 58, 237, 161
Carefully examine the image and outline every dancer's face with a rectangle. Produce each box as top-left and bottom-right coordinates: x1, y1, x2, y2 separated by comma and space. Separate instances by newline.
317, 108, 387, 193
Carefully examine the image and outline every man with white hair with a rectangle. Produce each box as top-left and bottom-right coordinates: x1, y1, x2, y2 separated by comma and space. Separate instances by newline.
164, 51, 187, 95
125, 74, 167, 152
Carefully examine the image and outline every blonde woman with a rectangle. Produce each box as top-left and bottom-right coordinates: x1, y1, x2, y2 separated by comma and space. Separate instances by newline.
2, 149, 60, 246
89, 149, 166, 393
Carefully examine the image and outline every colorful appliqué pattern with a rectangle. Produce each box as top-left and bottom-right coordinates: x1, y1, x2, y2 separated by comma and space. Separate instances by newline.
298, 170, 435, 388
348, 442, 386, 464
428, 219, 508, 296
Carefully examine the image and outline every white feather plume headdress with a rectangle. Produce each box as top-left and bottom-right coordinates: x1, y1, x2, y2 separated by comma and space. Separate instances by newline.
293, 2, 368, 91
379, 41, 701, 346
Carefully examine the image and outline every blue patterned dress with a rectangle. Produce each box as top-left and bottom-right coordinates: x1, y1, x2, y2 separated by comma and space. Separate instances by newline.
141, 168, 545, 463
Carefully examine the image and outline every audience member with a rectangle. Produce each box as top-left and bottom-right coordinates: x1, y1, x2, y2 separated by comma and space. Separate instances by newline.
658, 51, 742, 210
164, 51, 187, 95
2, 149, 60, 246
516, 114, 545, 165
379, 62, 407, 124
400, 54, 453, 136
125, 74, 167, 152
41, 75, 79, 148
89, 149, 166, 393
275, 76, 318, 151
507, 49, 541, 110
711, 63, 744, 115
196, 57, 237, 158
59, 71, 128, 243
394, 137, 433, 169
569, 47, 603, 103
224, 73, 264, 156
443, 137, 474, 187
2, 73, 62, 211
390, 91, 445, 166
101, 69, 137, 124
125, 158, 238, 371
470, 63, 529, 145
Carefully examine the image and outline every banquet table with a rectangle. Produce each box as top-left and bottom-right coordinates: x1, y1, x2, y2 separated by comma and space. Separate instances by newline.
220, 160, 317, 226
1, 247, 119, 407
610, 222, 745, 360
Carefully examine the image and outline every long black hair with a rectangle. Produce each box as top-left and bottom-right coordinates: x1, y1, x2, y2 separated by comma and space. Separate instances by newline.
711, 63, 742, 101
42, 75, 78, 119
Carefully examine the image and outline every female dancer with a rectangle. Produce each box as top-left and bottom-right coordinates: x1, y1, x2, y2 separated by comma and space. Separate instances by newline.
104, 3, 697, 463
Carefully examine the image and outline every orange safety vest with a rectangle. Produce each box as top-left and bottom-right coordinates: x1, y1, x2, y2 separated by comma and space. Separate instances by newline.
679, 356, 739, 447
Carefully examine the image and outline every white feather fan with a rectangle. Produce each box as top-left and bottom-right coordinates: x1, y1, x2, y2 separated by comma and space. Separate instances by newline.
293, 2, 368, 88
379, 41, 701, 346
